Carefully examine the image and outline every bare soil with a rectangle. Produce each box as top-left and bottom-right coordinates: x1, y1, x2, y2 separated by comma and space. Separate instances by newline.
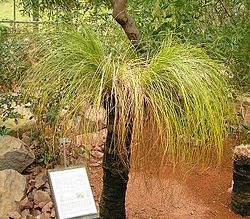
88, 136, 250, 219
17, 131, 250, 219
89, 158, 249, 219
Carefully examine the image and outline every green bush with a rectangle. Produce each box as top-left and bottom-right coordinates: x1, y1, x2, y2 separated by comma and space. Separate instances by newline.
128, 0, 249, 87
0, 27, 28, 91
0, 26, 29, 124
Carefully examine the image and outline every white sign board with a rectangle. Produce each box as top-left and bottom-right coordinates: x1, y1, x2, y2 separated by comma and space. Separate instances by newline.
48, 166, 99, 219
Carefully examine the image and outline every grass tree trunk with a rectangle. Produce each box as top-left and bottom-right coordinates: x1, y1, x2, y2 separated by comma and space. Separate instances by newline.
99, 1, 140, 218
231, 144, 250, 216
99, 97, 133, 218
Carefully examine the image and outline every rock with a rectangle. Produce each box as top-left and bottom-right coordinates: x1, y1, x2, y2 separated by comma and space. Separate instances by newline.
30, 208, 40, 217
19, 197, 34, 210
0, 135, 35, 173
21, 209, 31, 217
38, 202, 47, 209
89, 161, 102, 167
35, 172, 47, 189
91, 150, 103, 159
38, 212, 51, 219
29, 188, 38, 200
46, 202, 53, 209
51, 209, 56, 218
42, 202, 51, 212
21, 132, 31, 146
44, 182, 50, 189
41, 202, 52, 213
237, 94, 250, 126
28, 179, 36, 188
75, 157, 85, 165
93, 145, 104, 152
34, 191, 51, 205
0, 169, 26, 217
0, 104, 36, 134
8, 211, 21, 219
30, 166, 42, 176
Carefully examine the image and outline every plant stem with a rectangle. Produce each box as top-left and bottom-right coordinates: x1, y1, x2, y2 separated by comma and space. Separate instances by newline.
99, 96, 133, 218
110, 0, 142, 49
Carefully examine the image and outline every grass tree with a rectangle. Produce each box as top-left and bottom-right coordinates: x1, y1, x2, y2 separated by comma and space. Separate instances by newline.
22, 2, 235, 218
23, 26, 235, 218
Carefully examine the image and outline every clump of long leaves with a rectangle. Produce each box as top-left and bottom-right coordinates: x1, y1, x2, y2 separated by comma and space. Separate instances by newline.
22, 26, 235, 172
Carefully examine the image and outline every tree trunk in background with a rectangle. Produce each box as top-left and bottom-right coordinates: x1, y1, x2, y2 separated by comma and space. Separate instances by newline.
231, 144, 250, 216
110, 0, 142, 49
99, 97, 133, 219
32, 0, 39, 32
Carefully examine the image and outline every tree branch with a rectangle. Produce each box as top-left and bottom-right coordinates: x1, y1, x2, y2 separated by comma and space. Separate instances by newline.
111, 0, 142, 49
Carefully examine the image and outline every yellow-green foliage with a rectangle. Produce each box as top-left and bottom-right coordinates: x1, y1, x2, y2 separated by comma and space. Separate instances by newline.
22, 26, 236, 172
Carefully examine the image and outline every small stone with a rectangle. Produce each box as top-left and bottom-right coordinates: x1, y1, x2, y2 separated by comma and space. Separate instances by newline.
31, 166, 42, 176
190, 211, 194, 215
35, 172, 47, 189
21, 132, 31, 145
51, 209, 56, 218
31, 188, 38, 197
42, 205, 51, 213
28, 179, 36, 187
19, 197, 34, 210
21, 209, 30, 217
26, 186, 33, 195
41, 212, 51, 219
34, 205, 40, 210
8, 211, 21, 219
91, 151, 103, 159
46, 202, 53, 209
93, 145, 104, 152
27, 190, 34, 200
44, 182, 50, 189
75, 157, 85, 165
38, 202, 47, 209
34, 191, 51, 205
30, 209, 40, 217
43, 182, 50, 193
89, 162, 101, 167
41, 202, 52, 213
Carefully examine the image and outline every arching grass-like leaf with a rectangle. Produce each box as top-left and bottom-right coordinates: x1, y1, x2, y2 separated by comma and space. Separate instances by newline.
22, 26, 236, 173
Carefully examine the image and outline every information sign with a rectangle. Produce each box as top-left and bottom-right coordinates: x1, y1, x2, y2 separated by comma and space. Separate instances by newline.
48, 166, 99, 219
